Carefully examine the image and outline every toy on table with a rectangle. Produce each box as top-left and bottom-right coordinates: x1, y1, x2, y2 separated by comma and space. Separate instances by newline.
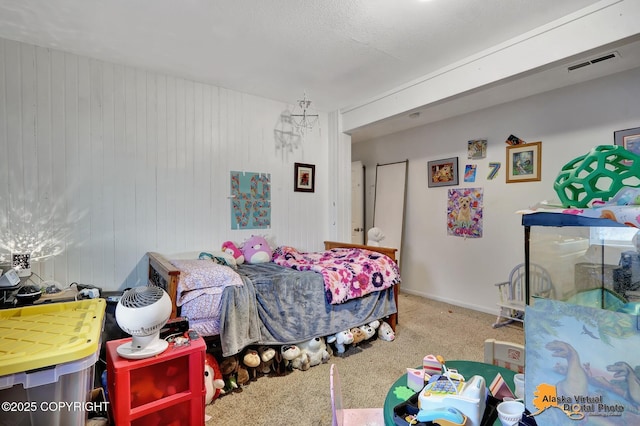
419, 375, 486, 426
378, 321, 395, 341
241, 235, 272, 264
406, 368, 426, 392
423, 354, 443, 379
221, 241, 245, 265
327, 329, 354, 354
488, 372, 516, 401
416, 406, 467, 425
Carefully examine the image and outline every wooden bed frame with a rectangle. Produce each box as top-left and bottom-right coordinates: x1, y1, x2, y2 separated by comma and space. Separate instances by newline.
147, 241, 399, 330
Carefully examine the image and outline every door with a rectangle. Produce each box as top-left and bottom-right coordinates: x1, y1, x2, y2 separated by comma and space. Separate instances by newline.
351, 161, 365, 244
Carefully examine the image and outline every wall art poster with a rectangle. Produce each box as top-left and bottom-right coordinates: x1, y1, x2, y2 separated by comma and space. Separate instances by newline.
525, 297, 640, 425
230, 171, 271, 229
447, 188, 483, 238
467, 139, 487, 159
464, 164, 477, 182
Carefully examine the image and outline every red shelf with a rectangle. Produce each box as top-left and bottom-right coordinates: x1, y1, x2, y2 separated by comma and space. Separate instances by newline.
106, 337, 206, 426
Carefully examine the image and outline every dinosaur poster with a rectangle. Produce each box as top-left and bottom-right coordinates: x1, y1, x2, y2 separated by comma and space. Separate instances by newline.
524, 298, 640, 425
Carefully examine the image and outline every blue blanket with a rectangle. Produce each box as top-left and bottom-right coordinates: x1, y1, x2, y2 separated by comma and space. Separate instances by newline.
218, 262, 397, 356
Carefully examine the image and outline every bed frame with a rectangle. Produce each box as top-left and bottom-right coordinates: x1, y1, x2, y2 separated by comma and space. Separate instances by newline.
147, 241, 399, 330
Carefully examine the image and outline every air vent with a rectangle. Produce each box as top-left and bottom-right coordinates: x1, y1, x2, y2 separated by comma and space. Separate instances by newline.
568, 51, 620, 72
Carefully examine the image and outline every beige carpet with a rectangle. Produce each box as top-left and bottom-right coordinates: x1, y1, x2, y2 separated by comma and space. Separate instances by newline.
205, 292, 523, 426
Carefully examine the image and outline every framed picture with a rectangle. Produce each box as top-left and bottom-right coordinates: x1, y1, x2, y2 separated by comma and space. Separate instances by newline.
294, 162, 315, 192
506, 141, 542, 183
614, 126, 640, 157
428, 157, 459, 187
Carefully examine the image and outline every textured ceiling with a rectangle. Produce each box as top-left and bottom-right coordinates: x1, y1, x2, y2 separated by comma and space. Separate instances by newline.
0, 0, 603, 115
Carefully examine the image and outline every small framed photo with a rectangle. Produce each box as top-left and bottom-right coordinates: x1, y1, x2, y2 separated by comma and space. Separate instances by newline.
614, 126, 640, 156
294, 163, 315, 192
467, 139, 487, 159
506, 142, 542, 183
428, 157, 459, 187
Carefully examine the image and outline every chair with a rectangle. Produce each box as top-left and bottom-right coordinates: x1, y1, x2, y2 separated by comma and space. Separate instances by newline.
493, 262, 553, 328
484, 338, 525, 374
330, 363, 384, 426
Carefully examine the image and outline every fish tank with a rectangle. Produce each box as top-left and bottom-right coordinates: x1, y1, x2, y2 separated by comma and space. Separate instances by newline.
523, 212, 640, 311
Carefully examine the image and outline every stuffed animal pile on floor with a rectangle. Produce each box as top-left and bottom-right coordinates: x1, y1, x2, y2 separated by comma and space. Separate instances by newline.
204, 319, 394, 404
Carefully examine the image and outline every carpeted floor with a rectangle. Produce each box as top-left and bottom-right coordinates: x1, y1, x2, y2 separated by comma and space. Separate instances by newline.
205, 292, 523, 426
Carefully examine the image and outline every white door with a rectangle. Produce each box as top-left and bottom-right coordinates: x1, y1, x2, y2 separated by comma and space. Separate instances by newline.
351, 161, 365, 244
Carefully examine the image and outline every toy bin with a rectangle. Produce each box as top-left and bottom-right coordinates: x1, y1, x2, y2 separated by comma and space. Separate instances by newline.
0, 299, 106, 426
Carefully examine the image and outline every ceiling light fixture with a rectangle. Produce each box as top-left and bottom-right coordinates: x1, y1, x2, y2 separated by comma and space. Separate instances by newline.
290, 92, 319, 134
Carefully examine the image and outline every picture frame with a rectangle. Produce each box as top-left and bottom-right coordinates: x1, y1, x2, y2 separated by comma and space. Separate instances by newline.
428, 157, 459, 187
294, 162, 315, 192
614, 126, 640, 157
506, 141, 542, 183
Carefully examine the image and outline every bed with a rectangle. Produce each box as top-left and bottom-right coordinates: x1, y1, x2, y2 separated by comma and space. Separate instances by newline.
147, 241, 400, 356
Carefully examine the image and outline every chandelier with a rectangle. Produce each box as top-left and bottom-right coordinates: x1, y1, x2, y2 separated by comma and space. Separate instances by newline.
290, 92, 319, 134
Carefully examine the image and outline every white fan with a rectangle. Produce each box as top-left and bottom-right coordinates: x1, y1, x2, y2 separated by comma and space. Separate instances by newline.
115, 286, 172, 359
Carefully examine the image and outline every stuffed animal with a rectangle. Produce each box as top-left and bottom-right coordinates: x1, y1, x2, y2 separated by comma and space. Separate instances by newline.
298, 337, 331, 367
366, 227, 385, 246
359, 320, 380, 341
257, 346, 277, 375
377, 321, 395, 341
222, 241, 245, 265
327, 330, 354, 354
219, 355, 240, 394
204, 353, 225, 404
350, 327, 367, 346
281, 344, 310, 371
242, 235, 272, 264
242, 348, 261, 381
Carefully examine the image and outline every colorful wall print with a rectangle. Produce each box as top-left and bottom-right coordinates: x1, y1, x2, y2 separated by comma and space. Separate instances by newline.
468, 139, 487, 159
488, 162, 501, 180
464, 164, 477, 182
230, 171, 271, 229
447, 188, 483, 238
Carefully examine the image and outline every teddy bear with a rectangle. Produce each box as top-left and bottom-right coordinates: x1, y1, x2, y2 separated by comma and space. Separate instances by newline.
349, 327, 367, 346
327, 329, 354, 354
242, 235, 272, 264
204, 353, 225, 404
377, 321, 395, 341
221, 241, 245, 265
281, 344, 310, 371
297, 337, 331, 368
366, 227, 385, 246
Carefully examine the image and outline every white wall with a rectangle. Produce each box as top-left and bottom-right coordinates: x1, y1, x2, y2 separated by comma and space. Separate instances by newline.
0, 38, 335, 291
352, 67, 640, 315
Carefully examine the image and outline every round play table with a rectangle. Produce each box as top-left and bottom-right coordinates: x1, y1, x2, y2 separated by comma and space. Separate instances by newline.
383, 360, 516, 426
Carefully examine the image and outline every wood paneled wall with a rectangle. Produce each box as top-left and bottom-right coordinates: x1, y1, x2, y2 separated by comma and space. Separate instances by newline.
0, 38, 333, 290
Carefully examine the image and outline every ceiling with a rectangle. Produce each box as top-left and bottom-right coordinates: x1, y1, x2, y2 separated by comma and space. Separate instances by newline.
0, 0, 635, 143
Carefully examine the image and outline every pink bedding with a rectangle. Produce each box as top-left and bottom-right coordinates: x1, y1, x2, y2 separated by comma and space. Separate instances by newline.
272, 246, 401, 304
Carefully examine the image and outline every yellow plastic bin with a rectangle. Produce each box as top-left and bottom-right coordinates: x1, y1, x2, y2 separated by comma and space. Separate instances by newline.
0, 299, 106, 426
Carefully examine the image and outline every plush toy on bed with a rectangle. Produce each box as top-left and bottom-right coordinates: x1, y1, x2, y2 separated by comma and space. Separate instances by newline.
242, 235, 272, 264
221, 241, 245, 265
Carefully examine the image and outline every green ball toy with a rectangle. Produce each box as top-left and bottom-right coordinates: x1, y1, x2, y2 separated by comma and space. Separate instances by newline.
554, 145, 640, 208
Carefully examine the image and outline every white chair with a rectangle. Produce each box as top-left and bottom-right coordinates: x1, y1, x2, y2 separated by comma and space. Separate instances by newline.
330, 363, 384, 426
493, 262, 553, 327
484, 338, 525, 374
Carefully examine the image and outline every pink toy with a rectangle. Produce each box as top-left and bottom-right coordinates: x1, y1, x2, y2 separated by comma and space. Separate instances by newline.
422, 354, 442, 378
222, 241, 245, 265
242, 235, 272, 264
